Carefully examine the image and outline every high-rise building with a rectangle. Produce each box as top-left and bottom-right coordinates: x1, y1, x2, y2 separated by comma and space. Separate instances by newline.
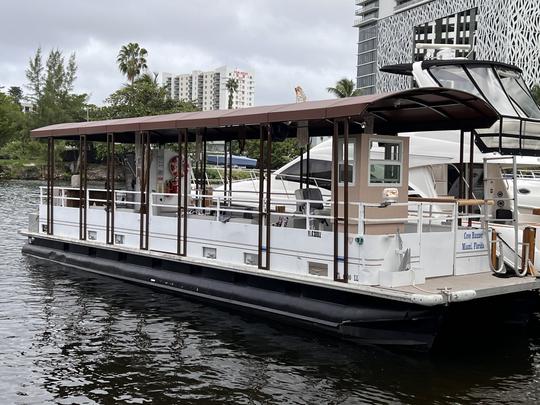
354, 0, 540, 93
161, 66, 255, 111
354, 0, 396, 95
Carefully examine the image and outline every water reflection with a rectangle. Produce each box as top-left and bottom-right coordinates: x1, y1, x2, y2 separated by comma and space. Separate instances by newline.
2, 181, 540, 404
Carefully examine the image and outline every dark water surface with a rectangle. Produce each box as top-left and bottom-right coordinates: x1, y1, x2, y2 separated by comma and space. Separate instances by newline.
2, 181, 540, 404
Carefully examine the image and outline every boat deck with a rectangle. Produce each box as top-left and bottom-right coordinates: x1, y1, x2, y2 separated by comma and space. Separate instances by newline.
22, 230, 540, 308
391, 272, 540, 300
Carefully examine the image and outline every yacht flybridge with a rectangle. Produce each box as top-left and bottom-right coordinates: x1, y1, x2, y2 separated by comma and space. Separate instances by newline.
381, 58, 540, 156
22, 87, 540, 350
382, 56, 540, 274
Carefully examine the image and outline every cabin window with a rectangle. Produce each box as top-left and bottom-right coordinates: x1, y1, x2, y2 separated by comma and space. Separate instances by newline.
244, 252, 257, 266
338, 139, 355, 185
308, 261, 328, 277
88, 230, 97, 241
114, 234, 125, 244
203, 247, 217, 259
369, 140, 402, 186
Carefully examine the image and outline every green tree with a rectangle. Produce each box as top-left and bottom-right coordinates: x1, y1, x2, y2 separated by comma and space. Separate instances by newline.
531, 84, 540, 106
25, 47, 44, 104
117, 43, 148, 84
8, 86, 23, 106
95, 74, 197, 120
327, 78, 362, 98
25, 48, 88, 128
0, 91, 24, 147
225, 78, 238, 109
1, 47, 89, 162
91, 75, 198, 162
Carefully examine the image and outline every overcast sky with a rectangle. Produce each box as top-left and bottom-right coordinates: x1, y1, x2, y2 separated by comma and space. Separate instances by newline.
0, 0, 357, 106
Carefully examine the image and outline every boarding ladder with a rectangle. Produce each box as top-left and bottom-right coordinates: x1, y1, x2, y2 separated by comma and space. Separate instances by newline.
483, 156, 531, 276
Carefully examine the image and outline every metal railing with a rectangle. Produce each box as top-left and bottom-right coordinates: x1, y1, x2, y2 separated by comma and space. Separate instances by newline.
39, 185, 488, 271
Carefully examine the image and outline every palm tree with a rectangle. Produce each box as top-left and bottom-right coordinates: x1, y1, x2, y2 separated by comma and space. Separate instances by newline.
327, 78, 362, 98
117, 43, 148, 84
225, 78, 239, 109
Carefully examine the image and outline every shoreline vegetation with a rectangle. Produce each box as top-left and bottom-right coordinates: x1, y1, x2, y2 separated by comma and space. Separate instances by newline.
0, 43, 306, 181
1, 44, 377, 182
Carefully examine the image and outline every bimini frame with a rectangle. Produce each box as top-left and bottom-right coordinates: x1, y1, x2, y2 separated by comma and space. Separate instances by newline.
36, 87, 498, 280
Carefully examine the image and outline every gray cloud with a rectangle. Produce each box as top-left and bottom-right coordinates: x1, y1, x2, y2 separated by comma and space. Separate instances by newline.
0, 0, 356, 106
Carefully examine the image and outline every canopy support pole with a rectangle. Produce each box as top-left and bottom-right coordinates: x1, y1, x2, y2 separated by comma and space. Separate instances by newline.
265, 124, 272, 270
203, 129, 207, 197
78, 134, 87, 240
306, 141, 311, 188
458, 129, 465, 225
177, 129, 183, 256
183, 129, 189, 256
469, 130, 474, 218
139, 131, 150, 250
106, 132, 115, 245
258, 125, 265, 269
228, 139, 233, 205
299, 147, 304, 190
343, 119, 349, 283
224, 137, 228, 206
332, 119, 349, 283
332, 121, 339, 280
46, 136, 54, 235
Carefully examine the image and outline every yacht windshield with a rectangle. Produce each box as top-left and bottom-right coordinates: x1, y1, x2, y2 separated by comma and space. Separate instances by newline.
429, 63, 540, 120
496, 68, 540, 119
429, 66, 480, 96
467, 67, 517, 116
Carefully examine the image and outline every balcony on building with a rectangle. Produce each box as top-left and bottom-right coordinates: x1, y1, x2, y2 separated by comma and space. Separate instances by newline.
354, 13, 379, 28
395, 0, 432, 12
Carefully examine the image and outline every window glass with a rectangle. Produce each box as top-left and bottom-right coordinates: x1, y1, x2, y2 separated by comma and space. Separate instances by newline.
468, 67, 517, 116
369, 140, 402, 185
338, 140, 355, 184
278, 159, 332, 189
496, 68, 540, 119
429, 66, 480, 96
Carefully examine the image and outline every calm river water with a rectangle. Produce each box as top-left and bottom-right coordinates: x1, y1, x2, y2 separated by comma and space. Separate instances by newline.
1, 180, 540, 404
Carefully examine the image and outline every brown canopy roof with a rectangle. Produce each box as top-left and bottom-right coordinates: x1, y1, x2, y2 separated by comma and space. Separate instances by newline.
31, 87, 498, 142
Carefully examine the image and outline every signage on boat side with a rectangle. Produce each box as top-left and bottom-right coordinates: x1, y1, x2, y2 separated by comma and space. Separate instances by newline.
458, 230, 486, 252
